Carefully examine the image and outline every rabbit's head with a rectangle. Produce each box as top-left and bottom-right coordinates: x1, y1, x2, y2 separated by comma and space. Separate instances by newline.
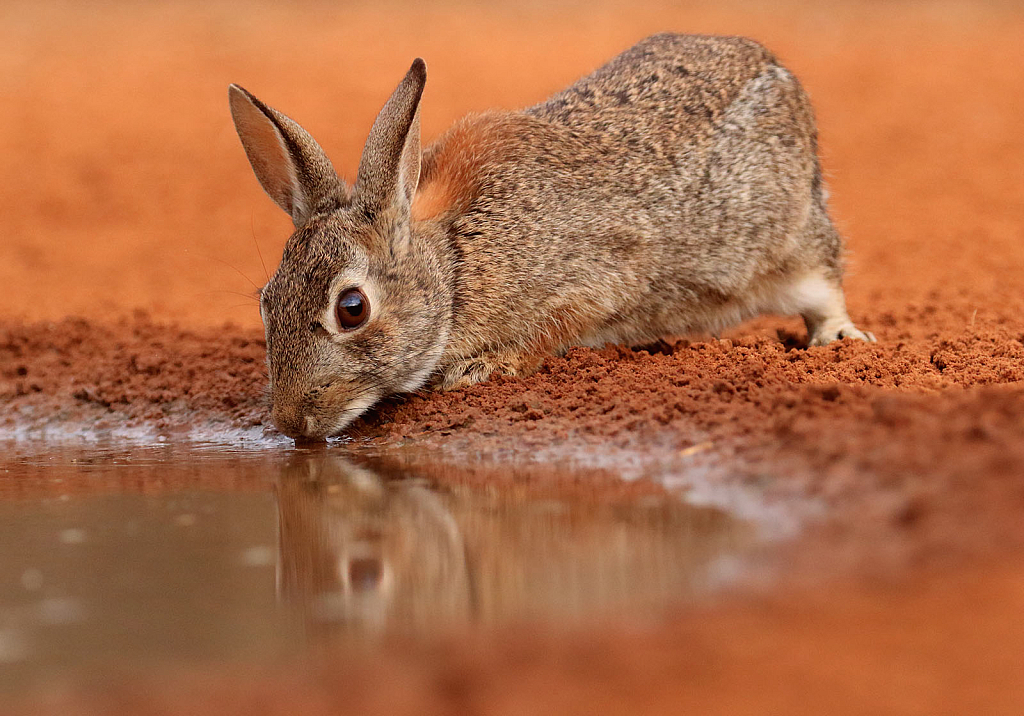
230, 61, 451, 439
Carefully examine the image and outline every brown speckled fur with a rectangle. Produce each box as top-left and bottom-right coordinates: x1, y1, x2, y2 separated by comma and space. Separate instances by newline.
229, 34, 873, 439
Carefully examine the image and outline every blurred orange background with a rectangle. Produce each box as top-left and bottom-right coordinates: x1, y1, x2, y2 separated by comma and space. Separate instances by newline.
2, 0, 1022, 330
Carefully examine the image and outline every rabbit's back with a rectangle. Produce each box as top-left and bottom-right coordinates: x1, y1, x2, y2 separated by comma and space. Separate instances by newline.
529, 33, 782, 140
526, 33, 823, 261
432, 34, 835, 360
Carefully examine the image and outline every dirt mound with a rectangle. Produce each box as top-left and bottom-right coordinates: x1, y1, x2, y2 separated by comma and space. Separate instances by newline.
0, 316, 267, 434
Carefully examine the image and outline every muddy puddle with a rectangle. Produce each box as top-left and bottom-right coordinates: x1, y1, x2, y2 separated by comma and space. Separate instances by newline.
0, 440, 755, 697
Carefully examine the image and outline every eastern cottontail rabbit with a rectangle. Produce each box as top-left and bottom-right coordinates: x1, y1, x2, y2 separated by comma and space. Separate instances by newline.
230, 33, 874, 439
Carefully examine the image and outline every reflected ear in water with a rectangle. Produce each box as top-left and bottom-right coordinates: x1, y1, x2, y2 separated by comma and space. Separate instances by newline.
275, 453, 750, 635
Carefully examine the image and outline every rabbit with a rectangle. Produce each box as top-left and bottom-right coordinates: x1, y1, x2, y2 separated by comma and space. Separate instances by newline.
229, 33, 874, 440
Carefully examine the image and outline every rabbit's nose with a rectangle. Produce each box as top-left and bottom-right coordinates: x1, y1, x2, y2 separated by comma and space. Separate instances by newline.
271, 401, 314, 439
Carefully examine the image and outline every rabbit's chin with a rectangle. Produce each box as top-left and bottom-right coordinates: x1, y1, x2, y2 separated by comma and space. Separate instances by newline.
398, 361, 439, 394
313, 361, 437, 439
329, 392, 384, 437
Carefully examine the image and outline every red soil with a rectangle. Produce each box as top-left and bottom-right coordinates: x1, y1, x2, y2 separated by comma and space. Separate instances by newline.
3, 0, 1024, 712
30, 566, 1024, 716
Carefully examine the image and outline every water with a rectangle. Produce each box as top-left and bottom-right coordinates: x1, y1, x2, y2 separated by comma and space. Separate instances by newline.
0, 441, 753, 696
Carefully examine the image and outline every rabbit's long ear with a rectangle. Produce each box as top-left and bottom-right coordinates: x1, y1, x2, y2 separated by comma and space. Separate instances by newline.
229, 85, 345, 228
353, 59, 426, 221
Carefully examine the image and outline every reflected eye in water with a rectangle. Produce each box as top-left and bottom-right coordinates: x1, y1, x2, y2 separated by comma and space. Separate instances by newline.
346, 557, 383, 592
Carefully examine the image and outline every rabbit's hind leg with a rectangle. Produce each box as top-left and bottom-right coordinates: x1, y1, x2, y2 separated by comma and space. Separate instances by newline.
789, 272, 875, 346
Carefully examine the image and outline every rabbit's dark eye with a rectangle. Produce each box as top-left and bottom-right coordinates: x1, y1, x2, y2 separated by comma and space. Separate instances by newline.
336, 288, 369, 330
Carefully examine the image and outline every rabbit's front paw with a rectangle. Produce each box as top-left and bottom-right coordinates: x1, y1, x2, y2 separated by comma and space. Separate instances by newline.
437, 358, 515, 390
436, 352, 541, 391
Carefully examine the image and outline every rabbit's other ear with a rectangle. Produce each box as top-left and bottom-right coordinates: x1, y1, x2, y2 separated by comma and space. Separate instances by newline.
353, 59, 426, 222
229, 85, 345, 227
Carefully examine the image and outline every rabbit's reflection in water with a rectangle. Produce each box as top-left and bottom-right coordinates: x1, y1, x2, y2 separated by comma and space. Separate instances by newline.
275, 453, 749, 635
276, 455, 470, 634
